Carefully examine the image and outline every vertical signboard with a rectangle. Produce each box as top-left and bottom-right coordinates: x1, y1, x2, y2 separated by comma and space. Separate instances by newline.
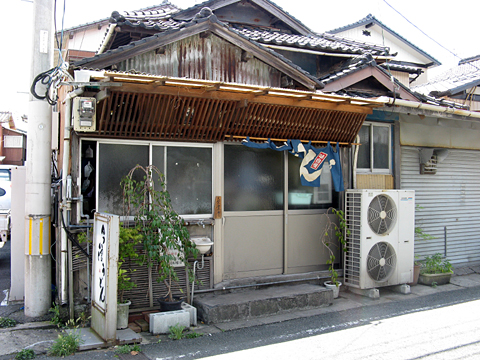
91, 213, 119, 344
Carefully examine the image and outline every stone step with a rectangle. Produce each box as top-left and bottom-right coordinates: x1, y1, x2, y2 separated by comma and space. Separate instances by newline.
193, 284, 333, 324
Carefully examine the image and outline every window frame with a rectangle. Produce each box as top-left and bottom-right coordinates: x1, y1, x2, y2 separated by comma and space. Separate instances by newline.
356, 122, 392, 174
80, 138, 214, 220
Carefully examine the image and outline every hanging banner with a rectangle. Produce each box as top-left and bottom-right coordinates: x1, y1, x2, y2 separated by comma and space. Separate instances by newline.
242, 138, 344, 191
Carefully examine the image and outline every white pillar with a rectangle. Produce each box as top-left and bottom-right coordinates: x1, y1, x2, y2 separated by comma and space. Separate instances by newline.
24, 0, 54, 317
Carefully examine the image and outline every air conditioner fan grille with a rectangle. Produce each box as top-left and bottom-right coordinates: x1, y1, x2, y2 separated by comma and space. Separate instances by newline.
366, 241, 396, 282
367, 194, 397, 235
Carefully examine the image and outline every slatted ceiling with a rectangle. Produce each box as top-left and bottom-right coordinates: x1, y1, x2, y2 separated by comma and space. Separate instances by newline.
95, 91, 367, 143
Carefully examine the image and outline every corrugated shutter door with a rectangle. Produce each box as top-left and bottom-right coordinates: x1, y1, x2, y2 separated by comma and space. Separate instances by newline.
401, 146, 480, 266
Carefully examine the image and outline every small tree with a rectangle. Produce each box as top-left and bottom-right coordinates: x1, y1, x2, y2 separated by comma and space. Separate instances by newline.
121, 165, 198, 302
117, 226, 142, 304
320, 208, 348, 287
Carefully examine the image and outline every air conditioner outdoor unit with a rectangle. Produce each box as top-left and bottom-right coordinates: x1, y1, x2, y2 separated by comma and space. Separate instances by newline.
344, 189, 415, 290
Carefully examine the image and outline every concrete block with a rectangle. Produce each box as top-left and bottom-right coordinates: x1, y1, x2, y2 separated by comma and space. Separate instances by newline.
134, 319, 149, 332
392, 284, 411, 295
149, 310, 190, 335
181, 302, 197, 326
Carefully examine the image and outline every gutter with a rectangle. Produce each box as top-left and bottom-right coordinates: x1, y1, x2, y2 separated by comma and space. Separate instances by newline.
376, 96, 480, 119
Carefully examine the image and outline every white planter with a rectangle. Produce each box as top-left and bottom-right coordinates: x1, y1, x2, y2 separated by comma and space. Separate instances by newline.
324, 281, 342, 299
117, 300, 131, 330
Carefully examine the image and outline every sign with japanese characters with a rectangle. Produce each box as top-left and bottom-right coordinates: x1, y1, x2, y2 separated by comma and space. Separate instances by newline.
91, 213, 119, 344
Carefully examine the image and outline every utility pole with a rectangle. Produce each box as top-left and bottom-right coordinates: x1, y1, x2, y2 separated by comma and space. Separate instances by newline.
25, 0, 54, 317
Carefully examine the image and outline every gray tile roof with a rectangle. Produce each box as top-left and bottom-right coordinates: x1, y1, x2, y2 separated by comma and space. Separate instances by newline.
413, 57, 480, 97
229, 25, 390, 56
320, 54, 377, 84
328, 14, 440, 66
109, 2, 184, 31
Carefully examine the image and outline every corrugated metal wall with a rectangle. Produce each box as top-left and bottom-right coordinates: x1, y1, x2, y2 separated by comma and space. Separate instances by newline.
118, 34, 281, 87
401, 146, 480, 265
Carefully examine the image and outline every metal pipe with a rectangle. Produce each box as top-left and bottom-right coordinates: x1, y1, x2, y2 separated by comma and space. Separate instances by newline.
193, 273, 341, 295
376, 96, 480, 119
190, 255, 206, 305
444, 226, 448, 257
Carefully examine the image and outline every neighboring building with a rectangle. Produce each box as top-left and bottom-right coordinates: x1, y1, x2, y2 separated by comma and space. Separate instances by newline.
0, 112, 26, 165
413, 55, 480, 111
327, 14, 441, 86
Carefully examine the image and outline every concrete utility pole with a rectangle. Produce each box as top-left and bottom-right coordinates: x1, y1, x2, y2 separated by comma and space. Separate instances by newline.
25, 0, 54, 317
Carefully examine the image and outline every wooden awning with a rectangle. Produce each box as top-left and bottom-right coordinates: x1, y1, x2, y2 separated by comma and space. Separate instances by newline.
86, 72, 383, 145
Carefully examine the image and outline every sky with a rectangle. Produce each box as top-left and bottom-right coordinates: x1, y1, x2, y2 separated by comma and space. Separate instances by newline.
0, 0, 478, 122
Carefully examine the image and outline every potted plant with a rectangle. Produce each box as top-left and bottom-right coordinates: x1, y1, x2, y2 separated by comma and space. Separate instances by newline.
116, 226, 142, 329
412, 205, 434, 285
121, 165, 198, 311
321, 208, 348, 298
418, 253, 453, 286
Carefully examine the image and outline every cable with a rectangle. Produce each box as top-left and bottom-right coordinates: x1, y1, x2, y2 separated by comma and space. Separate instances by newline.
382, 0, 480, 72
60, 208, 91, 260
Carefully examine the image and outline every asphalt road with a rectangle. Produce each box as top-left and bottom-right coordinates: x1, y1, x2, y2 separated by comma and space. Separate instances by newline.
0, 240, 10, 304
22, 285, 479, 360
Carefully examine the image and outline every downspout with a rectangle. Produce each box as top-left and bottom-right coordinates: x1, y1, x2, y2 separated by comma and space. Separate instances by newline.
352, 135, 360, 190
60, 87, 84, 305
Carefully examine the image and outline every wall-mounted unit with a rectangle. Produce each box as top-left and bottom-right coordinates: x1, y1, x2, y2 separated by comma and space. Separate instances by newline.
73, 97, 96, 132
344, 189, 415, 290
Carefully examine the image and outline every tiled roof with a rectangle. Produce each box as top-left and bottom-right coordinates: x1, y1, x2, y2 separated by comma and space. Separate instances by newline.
75, 14, 324, 89
379, 62, 421, 74
109, 2, 184, 31
320, 54, 377, 84
413, 58, 480, 97
229, 25, 390, 56
328, 14, 440, 66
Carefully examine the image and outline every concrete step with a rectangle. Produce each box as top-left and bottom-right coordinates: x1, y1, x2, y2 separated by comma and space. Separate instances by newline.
193, 284, 333, 324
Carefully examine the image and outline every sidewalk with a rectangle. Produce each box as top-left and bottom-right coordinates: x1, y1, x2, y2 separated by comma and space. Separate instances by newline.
1, 267, 480, 358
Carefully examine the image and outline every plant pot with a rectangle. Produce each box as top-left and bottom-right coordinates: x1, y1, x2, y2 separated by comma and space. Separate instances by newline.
158, 296, 184, 312
409, 264, 422, 286
418, 272, 453, 286
117, 300, 131, 330
324, 281, 342, 299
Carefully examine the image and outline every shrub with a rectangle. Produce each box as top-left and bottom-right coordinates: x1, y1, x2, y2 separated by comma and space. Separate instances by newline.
421, 253, 453, 274
0, 317, 16, 328
48, 332, 82, 357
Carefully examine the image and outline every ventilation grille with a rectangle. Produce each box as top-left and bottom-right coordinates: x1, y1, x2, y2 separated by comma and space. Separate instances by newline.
366, 242, 397, 282
420, 155, 437, 175
367, 194, 397, 235
344, 192, 362, 286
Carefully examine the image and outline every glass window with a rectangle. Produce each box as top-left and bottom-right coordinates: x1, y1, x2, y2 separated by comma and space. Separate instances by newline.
288, 153, 334, 210
166, 147, 212, 215
98, 144, 149, 214
0, 169, 11, 181
357, 123, 391, 173
224, 145, 284, 211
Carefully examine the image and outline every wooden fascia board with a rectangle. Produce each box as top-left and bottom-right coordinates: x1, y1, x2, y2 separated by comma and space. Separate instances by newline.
109, 82, 373, 114
322, 67, 419, 101
251, 0, 312, 35
79, 18, 320, 91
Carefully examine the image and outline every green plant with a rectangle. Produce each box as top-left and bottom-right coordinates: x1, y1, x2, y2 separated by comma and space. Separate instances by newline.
0, 317, 16, 328
421, 253, 453, 274
48, 332, 83, 357
431, 281, 438, 288
118, 226, 142, 304
15, 349, 35, 360
115, 344, 142, 354
185, 331, 203, 339
168, 324, 186, 340
122, 165, 198, 302
320, 208, 348, 287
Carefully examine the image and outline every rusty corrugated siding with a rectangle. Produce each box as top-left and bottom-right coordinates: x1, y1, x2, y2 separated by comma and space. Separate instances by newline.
96, 91, 366, 144
118, 34, 281, 87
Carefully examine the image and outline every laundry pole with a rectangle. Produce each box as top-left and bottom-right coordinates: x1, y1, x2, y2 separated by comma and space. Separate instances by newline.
24, 0, 54, 317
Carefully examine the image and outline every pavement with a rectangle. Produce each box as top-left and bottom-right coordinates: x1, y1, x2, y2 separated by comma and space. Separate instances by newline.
1, 266, 480, 359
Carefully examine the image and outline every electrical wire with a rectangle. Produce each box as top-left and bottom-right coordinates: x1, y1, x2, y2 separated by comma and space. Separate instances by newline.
382, 0, 480, 72
60, 208, 91, 259
30, 0, 73, 106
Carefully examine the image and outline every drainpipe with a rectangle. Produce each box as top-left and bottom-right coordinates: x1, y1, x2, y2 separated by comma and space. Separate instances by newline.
376, 96, 480, 119
59, 87, 84, 305
352, 135, 360, 189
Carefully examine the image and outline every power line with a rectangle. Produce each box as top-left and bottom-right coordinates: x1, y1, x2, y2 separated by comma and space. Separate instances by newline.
382, 0, 480, 72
